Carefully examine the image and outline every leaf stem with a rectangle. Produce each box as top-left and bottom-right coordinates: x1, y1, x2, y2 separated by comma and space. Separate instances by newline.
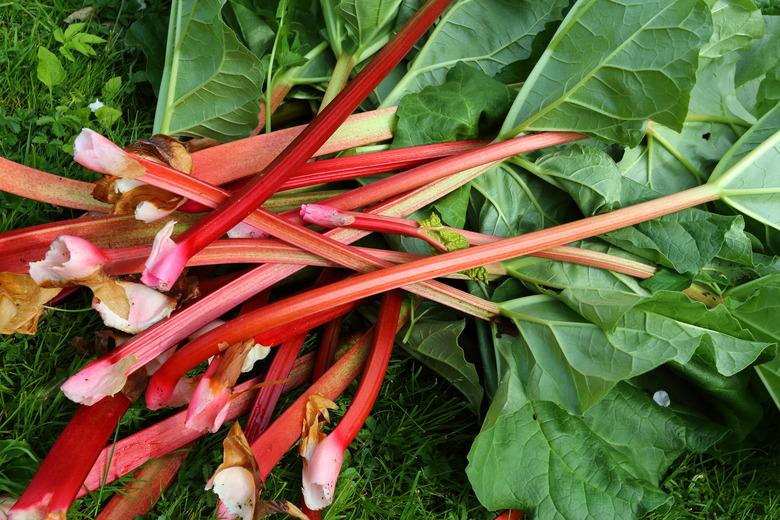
319, 53, 355, 112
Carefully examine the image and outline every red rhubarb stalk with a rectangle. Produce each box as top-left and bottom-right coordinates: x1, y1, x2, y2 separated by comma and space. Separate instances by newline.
95, 449, 190, 520
8, 394, 131, 519
140, 0, 454, 290
312, 317, 343, 380
243, 334, 307, 441
146, 301, 359, 409
302, 291, 403, 509
251, 307, 409, 480
143, 185, 719, 378
300, 204, 658, 279
60, 160, 492, 405
80, 355, 315, 494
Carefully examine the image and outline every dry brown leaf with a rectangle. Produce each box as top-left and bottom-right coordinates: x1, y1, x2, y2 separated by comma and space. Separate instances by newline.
87, 272, 131, 320
300, 394, 338, 461
0, 273, 61, 335
125, 135, 192, 174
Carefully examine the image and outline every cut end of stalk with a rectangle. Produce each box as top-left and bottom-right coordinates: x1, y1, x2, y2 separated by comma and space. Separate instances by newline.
73, 128, 144, 178
92, 281, 175, 334
60, 356, 135, 405
300, 204, 355, 228
29, 236, 109, 286
301, 433, 344, 510
207, 467, 255, 520
141, 220, 186, 291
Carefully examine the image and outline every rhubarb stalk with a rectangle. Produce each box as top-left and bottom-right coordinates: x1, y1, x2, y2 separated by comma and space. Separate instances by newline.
140, 0, 454, 290
143, 184, 720, 378
302, 291, 403, 509
8, 394, 132, 519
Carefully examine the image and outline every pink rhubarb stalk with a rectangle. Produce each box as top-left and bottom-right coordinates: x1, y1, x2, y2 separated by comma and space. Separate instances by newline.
251, 305, 409, 480
146, 301, 359, 409
302, 291, 403, 509
243, 334, 307, 441
144, 185, 720, 377
80, 355, 315, 495
60, 159, 498, 405
8, 395, 131, 520
300, 204, 658, 279
139, 0, 454, 290
95, 449, 190, 520
0, 156, 108, 212
191, 107, 397, 185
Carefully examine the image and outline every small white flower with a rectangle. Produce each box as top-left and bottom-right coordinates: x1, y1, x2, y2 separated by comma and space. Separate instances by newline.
653, 390, 671, 407
88, 99, 105, 112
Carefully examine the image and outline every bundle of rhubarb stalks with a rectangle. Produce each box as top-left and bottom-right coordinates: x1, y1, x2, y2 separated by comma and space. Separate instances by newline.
3, 0, 780, 518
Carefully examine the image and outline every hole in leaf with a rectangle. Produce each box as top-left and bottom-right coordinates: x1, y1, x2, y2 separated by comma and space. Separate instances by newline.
701, 132, 711, 141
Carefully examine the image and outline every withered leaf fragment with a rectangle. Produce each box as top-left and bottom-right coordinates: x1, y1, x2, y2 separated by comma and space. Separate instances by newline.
0, 273, 61, 335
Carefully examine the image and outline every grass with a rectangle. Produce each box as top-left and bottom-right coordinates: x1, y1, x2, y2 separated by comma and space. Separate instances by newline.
0, 1, 778, 519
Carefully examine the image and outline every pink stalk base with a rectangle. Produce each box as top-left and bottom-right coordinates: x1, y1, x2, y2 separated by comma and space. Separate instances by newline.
9, 395, 130, 519
303, 291, 403, 509
141, 0, 454, 290
80, 354, 314, 495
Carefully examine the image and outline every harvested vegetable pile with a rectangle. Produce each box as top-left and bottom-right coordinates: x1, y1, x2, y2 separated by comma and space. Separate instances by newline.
1, 0, 780, 518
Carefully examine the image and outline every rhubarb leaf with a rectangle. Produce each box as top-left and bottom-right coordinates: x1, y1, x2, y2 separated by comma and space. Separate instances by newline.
602, 209, 748, 275
500, 0, 712, 146
380, 0, 567, 106
392, 63, 513, 147
126, 15, 169, 94
710, 102, 780, 230
466, 380, 723, 516
399, 318, 483, 413
527, 145, 624, 216
701, 0, 764, 58
757, 66, 780, 116
153, 0, 265, 140
338, 0, 404, 59
496, 293, 772, 414
725, 274, 780, 408
472, 163, 574, 238
504, 242, 650, 329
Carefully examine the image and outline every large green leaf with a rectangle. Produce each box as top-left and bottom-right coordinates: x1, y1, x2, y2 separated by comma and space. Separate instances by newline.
710, 102, 780, 230
497, 293, 772, 414
338, 0, 403, 58
725, 274, 780, 408
471, 163, 573, 238
619, 124, 738, 196
399, 318, 484, 413
392, 63, 514, 147
603, 209, 749, 275
504, 242, 650, 329
380, 0, 567, 106
757, 66, 780, 116
153, 0, 265, 140
466, 381, 723, 517
701, 0, 764, 58
500, 0, 712, 146
528, 144, 624, 215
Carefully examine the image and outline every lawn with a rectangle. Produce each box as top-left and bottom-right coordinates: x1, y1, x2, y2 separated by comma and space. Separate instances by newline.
0, 1, 778, 519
